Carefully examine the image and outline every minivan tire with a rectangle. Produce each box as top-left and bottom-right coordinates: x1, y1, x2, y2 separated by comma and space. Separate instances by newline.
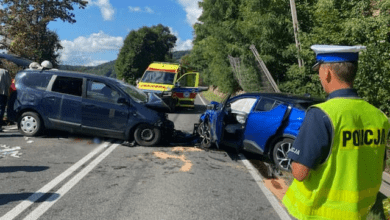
18, 112, 43, 137
134, 124, 161, 146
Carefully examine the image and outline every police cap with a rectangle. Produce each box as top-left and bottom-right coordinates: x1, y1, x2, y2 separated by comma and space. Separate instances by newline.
311, 45, 366, 71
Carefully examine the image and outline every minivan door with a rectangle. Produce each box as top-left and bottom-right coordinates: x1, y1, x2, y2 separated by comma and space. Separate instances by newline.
45, 76, 83, 131
81, 80, 129, 139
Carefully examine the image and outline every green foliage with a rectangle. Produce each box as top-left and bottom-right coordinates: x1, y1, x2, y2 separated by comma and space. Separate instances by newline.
115, 24, 177, 85
233, 58, 263, 92
189, 0, 297, 93
60, 51, 189, 80
59, 60, 116, 76
0, 0, 88, 68
284, 0, 390, 113
172, 50, 191, 62
190, 0, 390, 114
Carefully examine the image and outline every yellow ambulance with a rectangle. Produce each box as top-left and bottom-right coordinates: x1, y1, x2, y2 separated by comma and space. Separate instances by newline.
137, 62, 204, 112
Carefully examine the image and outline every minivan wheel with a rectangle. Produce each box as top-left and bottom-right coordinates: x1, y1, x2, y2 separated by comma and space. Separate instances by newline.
134, 124, 161, 146
272, 138, 294, 171
18, 112, 43, 136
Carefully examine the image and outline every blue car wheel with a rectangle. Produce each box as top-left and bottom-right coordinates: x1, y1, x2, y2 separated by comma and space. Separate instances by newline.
197, 120, 212, 148
272, 138, 294, 171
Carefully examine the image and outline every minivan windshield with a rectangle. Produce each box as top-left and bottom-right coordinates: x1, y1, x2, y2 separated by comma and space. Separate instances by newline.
141, 71, 175, 85
118, 81, 148, 103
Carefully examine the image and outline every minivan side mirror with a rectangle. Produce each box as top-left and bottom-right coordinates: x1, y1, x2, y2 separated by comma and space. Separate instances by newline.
175, 82, 181, 87
117, 97, 129, 105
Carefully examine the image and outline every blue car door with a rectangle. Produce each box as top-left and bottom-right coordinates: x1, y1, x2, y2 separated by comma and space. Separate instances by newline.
210, 95, 231, 146
82, 80, 129, 139
243, 97, 288, 152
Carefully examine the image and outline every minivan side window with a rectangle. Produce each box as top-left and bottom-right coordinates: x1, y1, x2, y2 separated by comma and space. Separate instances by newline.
86, 80, 121, 103
23, 73, 52, 90
52, 76, 82, 96
255, 98, 282, 112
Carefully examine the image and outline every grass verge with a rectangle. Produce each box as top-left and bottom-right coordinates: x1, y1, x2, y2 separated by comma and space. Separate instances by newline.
201, 90, 226, 103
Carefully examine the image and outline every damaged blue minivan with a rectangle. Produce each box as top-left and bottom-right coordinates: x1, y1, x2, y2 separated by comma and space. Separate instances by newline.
7, 67, 174, 146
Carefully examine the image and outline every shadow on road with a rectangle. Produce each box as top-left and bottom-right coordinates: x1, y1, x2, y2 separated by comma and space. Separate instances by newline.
0, 192, 60, 205
0, 166, 49, 173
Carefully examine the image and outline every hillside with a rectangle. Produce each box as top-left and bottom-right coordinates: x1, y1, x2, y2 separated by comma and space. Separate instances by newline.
59, 50, 191, 77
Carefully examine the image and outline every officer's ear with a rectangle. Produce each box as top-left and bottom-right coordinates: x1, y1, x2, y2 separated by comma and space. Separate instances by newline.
326, 69, 332, 83
320, 64, 332, 83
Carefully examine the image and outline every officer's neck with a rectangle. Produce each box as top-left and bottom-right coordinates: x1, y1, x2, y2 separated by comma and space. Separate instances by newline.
326, 82, 353, 94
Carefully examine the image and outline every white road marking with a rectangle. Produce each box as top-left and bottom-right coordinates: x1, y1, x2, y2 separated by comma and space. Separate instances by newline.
239, 154, 291, 220
198, 93, 207, 106
0, 141, 113, 220
24, 142, 121, 220
0, 145, 22, 158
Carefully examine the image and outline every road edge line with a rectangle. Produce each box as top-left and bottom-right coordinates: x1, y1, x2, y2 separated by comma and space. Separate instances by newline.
239, 154, 291, 220
198, 93, 207, 106
1, 140, 112, 220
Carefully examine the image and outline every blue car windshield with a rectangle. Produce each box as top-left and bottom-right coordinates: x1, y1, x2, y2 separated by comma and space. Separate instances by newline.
141, 71, 175, 85
118, 81, 148, 103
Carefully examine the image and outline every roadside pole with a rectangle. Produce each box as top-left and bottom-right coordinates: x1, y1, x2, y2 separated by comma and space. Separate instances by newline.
289, 0, 303, 68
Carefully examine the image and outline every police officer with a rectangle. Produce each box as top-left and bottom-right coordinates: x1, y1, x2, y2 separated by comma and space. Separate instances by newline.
282, 45, 390, 220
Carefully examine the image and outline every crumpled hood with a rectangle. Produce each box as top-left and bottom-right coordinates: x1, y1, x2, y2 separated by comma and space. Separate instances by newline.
145, 92, 171, 112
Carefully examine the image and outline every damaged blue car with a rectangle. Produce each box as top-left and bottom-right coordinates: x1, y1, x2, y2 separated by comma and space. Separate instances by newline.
196, 93, 324, 171
7, 61, 174, 146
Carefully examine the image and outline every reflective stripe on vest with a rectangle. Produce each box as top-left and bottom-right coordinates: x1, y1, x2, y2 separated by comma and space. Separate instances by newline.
283, 98, 390, 220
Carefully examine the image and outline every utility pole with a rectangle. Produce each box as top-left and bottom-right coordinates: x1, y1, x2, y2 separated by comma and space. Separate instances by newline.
290, 0, 303, 68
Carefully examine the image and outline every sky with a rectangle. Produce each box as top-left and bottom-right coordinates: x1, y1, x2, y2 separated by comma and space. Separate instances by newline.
47, 0, 203, 66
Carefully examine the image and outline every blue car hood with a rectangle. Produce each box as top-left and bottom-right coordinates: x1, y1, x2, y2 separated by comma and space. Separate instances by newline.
145, 92, 170, 112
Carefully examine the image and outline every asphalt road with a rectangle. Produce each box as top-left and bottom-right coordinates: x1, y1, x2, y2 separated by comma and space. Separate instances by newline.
0, 96, 283, 220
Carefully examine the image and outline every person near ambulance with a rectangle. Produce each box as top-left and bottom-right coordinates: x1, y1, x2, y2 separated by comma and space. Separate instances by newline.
282, 45, 390, 219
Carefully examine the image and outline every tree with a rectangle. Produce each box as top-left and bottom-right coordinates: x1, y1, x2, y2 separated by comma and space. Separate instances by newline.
190, 0, 242, 93
189, 0, 296, 93
0, 0, 88, 66
115, 24, 177, 84
190, 0, 390, 114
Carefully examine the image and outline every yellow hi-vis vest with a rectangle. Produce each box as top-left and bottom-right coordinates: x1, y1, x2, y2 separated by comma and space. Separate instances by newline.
283, 98, 390, 220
